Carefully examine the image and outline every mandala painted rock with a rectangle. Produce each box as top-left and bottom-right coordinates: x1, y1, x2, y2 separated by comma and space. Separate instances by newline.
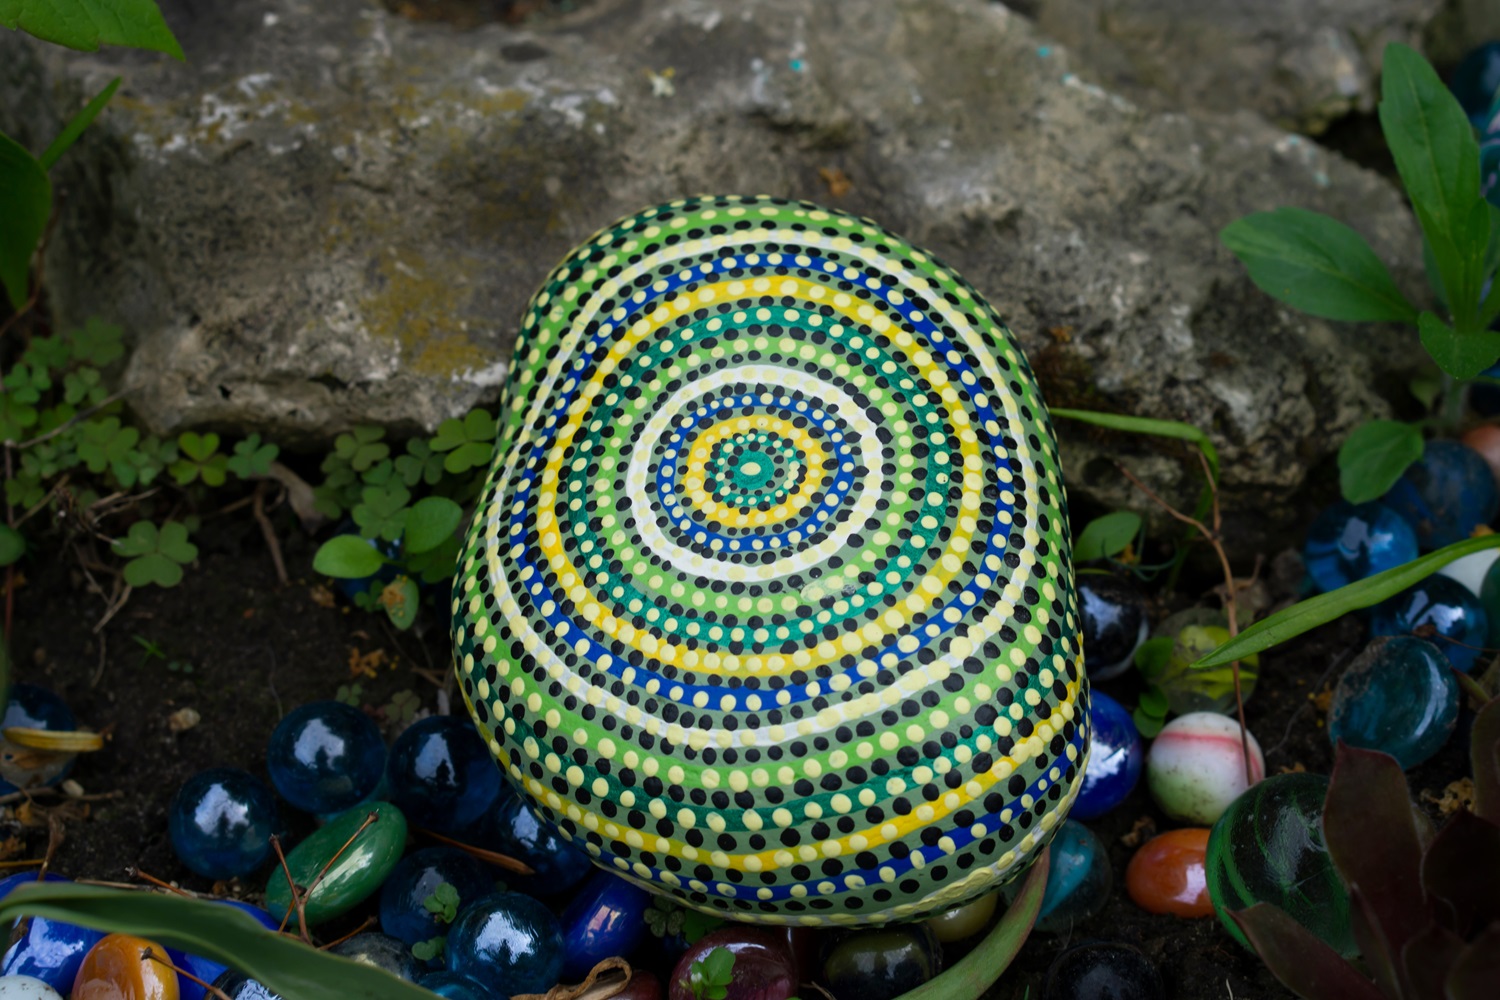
452, 195, 1085, 926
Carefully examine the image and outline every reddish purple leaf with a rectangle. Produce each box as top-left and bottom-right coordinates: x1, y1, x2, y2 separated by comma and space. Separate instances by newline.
1446, 923, 1500, 1000
1347, 884, 1403, 999
1474, 699, 1500, 825
1231, 903, 1383, 1000
1400, 923, 1466, 1000
1421, 811, 1500, 937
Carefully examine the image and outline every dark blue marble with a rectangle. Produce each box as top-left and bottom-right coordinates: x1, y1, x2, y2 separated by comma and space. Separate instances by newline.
387, 716, 504, 834
1451, 41, 1500, 128
331, 932, 420, 981
167, 900, 281, 996
267, 700, 387, 815
168, 767, 280, 880
379, 847, 491, 950
559, 870, 652, 980
1382, 440, 1499, 550
1302, 501, 1419, 594
1369, 573, 1489, 673
1076, 574, 1148, 680
0, 684, 77, 795
1328, 637, 1459, 769
210, 971, 283, 999
464, 795, 594, 898
1044, 941, 1164, 1000
1035, 820, 1112, 934
1071, 690, 1143, 820
0, 873, 103, 993
418, 971, 492, 1000
445, 891, 564, 996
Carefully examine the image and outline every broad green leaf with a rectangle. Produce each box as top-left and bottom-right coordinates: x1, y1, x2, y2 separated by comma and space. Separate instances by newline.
403, 496, 463, 555
0, 883, 433, 999
0, 525, 24, 566
38, 76, 119, 170
1049, 408, 1219, 482
1073, 511, 1141, 562
1419, 311, 1500, 380
1191, 533, 1500, 671
313, 534, 387, 579
1220, 208, 1418, 325
380, 576, 419, 630
0, 0, 183, 59
0, 131, 50, 310
1337, 420, 1423, 503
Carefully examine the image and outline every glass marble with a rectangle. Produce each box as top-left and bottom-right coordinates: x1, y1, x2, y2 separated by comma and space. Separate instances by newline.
559, 870, 652, 981
1484, 105, 1500, 209
1071, 690, 1142, 820
1437, 546, 1499, 597
1125, 829, 1213, 918
266, 700, 387, 815
71, 933, 178, 1000
209, 971, 281, 1000
1451, 41, 1500, 127
168, 768, 279, 880
923, 890, 999, 943
466, 795, 593, 898
1043, 941, 1163, 1000
818, 925, 941, 1000
1302, 501, 1419, 594
1369, 573, 1489, 673
1205, 772, 1355, 956
0, 873, 103, 994
445, 891, 563, 997
1147, 712, 1264, 826
264, 801, 407, 926
1382, 440, 1499, 551
379, 847, 491, 950
1077, 574, 1149, 680
387, 716, 504, 834
417, 971, 490, 1000
0, 684, 77, 795
1328, 637, 1459, 769
330, 933, 419, 981
1151, 609, 1258, 716
1034, 820, 1111, 934
0, 977, 62, 1000
613, 970, 665, 1000
668, 928, 797, 1000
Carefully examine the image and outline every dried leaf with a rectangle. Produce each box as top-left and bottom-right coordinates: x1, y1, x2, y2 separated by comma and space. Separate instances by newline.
510, 957, 630, 1000
1231, 903, 1383, 1000
1420, 778, 1475, 818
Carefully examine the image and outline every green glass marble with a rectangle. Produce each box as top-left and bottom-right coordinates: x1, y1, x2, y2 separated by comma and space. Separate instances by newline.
1204, 774, 1354, 956
264, 801, 407, 926
1151, 609, 1258, 716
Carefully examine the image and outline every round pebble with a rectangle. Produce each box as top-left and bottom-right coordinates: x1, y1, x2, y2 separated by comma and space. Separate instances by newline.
445, 891, 563, 996
387, 716, 504, 834
1382, 439, 1499, 550
1125, 829, 1213, 918
71, 934, 178, 1000
1043, 941, 1163, 1000
264, 801, 407, 926
1147, 712, 1264, 825
1077, 574, 1149, 680
379, 847, 491, 950
1369, 573, 1489, 673
1328, 637, 1459, 770
168, 768, 279, 880
1071, 690, 1142, 820
0, 685, 77, 795
0, 976, 62, 1000
266, 700, 387, 815
1301, 500, 1418, 594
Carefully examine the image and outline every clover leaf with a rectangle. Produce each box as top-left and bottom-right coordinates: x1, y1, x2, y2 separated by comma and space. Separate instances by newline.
226, 433, 279, 479
352, 483, 411, 543
395, 438, 446, 488
421, 882, 460, 924
429, 409, 496, 475
78, 417, 139, 475
335, 426, 390, 472
112, 519, 198, 588
69, 317, 125, 367
688, 946, 735, 1000
170, 431, 228, 487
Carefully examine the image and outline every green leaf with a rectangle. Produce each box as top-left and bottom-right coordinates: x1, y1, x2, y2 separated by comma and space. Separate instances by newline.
0, 526, 24, 567
1191, 532, 1500, 671
1408, 371, 1443, 409
1337, 419, 1423, 504
403, 496, 463, 555
1230, 903, 1382, 1000
1220, 208, 1419, 325
111, 520, 196, 587
411, 937, 444, 963
1073, 511, 1141, 562
0, 883, 434, 999
703, 946, 735, 985
39, 76, 120, 170
0, 130, 51, 311
430, 409, 497, 475
313, 535, 387, 579
1418, 311, 1500, 380
70, 317, 125, 366
0, 0, 184, 59
406, 533, 461, 585
380, 576, 420, 630
226, 433, 279, 479
352, 483, 411, 543
335, 426, 389, 472
1133, 637, 1174, 679
1133, 708, 1165, 738
1049, 408, 1219, 482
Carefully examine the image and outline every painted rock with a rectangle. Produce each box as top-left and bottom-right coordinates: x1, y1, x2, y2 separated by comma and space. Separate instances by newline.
819, 925, 941, 1000
1328, 637, 1459, 770
559, 870, 653, 981
266, 700, 387, 815
1070, 690, 1142, 820
451, 195, 1085, 926
387, 716, 504, 834
445, 891, 563, 996
0, 872, 103, 993
1147, 713, 1263, 826
1382, 440, 1499, 550
463, 795, 592, 898
1034, 820, 1111, 934
1302, 501, 1418, 595
1125, 829, 1212, 918
1043, 941, 1163, 1000
1369, 573, 1489, 673
168, 768, 280, 880
668, 928, 797, 1000
1205, 773, 1355, 956
379, 847, 491, 951
1075, 574, 1148, 680
0, 977, 62, 1000
923, 890, 999, 943
264, 801, 407, 926
0, 685, 77, 795
71, 934, 178, 1000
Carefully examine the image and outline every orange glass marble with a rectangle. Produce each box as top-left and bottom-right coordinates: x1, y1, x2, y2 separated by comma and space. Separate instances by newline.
71, 934, 179, 1000
1125, 828, 1214, 918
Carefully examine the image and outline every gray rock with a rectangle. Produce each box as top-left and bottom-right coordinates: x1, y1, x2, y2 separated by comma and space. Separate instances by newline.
0, 0, 1428, 553
1012, 0, 1442, 133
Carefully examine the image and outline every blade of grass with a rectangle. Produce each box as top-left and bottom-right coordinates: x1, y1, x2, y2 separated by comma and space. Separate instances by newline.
1049, 408, 1219, 482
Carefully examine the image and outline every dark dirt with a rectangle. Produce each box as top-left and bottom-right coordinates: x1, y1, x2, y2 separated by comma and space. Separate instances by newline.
4, 506, 1478, 999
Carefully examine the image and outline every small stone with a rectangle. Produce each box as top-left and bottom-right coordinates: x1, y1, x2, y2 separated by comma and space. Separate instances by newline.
445, 892, 563, 996
1076, 574, 1149, 680
1125, 828, 1213, 918
1071, 690, 1143, 820
1043, 941, 1163, 1000
1147, 712, 1264, 825
1034, 819, 1112, 934
0, 873, 103, 993
387, 716, 503, 834
1328, 637, 1459, 770
817, 925, 941, 1000
1301, 500, 1418, 594
378, 847, 490, 952
59, 780, 83, 798
0, 976, 62, 999
558, 870, 652, 981
923, 890, 1000, 943
331, 933, 419, 981
168, 768, 280, 880
263, 801, 407, 926
1369, 573, 1489, 673
166, 708, 200, 734
267, 700, 387, 815
71, 934, 178, 1000
0, 685, 77, 795
1382, 440, 1499, 550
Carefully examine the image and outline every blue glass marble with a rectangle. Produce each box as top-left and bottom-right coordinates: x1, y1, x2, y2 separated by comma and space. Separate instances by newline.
379, 847, 491, 950
332, 932, 420, 981
1071, 691, 1143, 820
387, 716, 504, 834
418, 971, 491, 1000
445, 891, 564, 996
166, 900, 280, 996
210, 971, 283, 999
559, 870, 652, 980
0, 685, 76, 795
267, 700, 387, 815
0, 873, 103, 993
1328, 637, 1459, 770
1302, 501, 1419, 594
1369, 573, 1489, 673
1382, 440, 1499, 550
465, 795, 594, 897
1451, 41, 1500, 128
1043, 941, 1164, 1000
1077, 575, 1149, 680
1034, 820, 1112, 934
168, 767, 280, 879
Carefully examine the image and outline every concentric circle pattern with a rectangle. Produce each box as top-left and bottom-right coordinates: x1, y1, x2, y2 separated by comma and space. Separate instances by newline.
453, 195, 1088, 926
